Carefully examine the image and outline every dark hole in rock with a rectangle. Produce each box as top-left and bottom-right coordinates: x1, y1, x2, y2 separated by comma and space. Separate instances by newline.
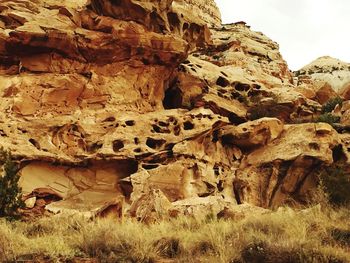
183, 22, 189, 31
113, 140, 124, 152
166, 143, 175, 150
167, 12, 180, 28
103, 116, 115, 122
141, 58, 150, 65
142, 163, 159, 170
190, 23, 201, 34
163, 86, 183, 109
217, 180, 224, 192
81, 72, 93, 79
88, 141, 103, 153
332, 144, 345, 162
158, 121, 169, 127
183, 121, 194, 130
198, 182, 216, 197
233, 180, 243, 205
231, 91, 241, 100
248, 90, 260, 97
309, 142, 320, 151
134, 148, 142, 153
220, 134, 234, 146
252, 84, 261, 90
174, 125, 181, 136
257, 128, 268, 136
0, 129, 7, 137
116, 159, 139, 179
234, 82, 251, 91
152, 124, 162, 133
125, 120, 135, 126
213, 164, 220, 176
216, 76, 230, 87
29, 138, 40, 150
146, 138, 166, 149
71, 124, 79, 132
152, 11, 167, 33
120, 179, 133, 200
178, 65, 186, 73
212, 130, 219, 143
134, 138, 139, 144
228, 113, 245, 125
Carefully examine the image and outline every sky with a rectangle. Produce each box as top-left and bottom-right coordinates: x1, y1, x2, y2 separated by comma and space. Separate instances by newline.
215, 0, 350, 70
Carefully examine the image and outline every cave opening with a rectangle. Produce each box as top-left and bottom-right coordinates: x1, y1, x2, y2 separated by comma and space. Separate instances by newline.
163, 85, 183, 109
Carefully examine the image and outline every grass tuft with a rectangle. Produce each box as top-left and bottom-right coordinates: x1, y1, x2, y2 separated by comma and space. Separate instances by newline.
0, 206, 349, 262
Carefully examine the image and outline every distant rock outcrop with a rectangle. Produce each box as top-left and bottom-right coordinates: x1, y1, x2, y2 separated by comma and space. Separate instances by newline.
295, 56, 350, 93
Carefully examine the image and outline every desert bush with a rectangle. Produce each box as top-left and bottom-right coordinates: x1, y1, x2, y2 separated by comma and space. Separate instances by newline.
331, 228, 350, 246
154, 237, 182, 258
316, 113, 340, 125
322, 97, 343, 114
0, 148, 24, 219
318, 163, 350, 206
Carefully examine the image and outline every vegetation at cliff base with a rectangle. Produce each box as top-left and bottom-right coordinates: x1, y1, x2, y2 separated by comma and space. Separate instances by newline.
0, 206, 349, 262
0, 148, 24, 219
319, 162, 350, 206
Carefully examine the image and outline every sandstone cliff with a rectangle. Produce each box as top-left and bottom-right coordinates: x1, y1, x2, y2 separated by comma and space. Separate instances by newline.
0, 0, 348, 220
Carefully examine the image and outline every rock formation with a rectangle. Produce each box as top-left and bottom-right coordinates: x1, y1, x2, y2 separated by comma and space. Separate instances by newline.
295, 56, 350, 92
295, 56, 350, 104
0, 0, 349, 220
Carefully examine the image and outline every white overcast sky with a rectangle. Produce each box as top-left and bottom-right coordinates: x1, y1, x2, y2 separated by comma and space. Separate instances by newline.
215, 0, 350, 70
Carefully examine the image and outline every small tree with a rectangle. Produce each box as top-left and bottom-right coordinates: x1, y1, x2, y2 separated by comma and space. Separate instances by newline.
0, 148, 24, 219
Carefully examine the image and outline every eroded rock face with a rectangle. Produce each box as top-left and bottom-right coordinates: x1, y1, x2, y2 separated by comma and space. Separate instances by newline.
0, 1, 349, 219
295, 56, 350, 93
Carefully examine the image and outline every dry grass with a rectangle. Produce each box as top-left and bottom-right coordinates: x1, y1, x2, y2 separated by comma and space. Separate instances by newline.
0, 206, 349, 263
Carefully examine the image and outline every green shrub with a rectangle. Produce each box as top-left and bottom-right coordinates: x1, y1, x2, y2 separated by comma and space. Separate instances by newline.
321, 97, 343, 114
0, 148, 24, 219
316, 113, 340, 125
318, 163, 350, 206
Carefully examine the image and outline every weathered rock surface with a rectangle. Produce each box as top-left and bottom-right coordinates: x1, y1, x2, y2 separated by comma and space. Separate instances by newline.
295, 56, 350, 94
0, 0, 349, 219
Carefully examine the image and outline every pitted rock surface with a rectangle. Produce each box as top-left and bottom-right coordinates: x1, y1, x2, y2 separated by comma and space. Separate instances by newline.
0, 0, 349, 219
